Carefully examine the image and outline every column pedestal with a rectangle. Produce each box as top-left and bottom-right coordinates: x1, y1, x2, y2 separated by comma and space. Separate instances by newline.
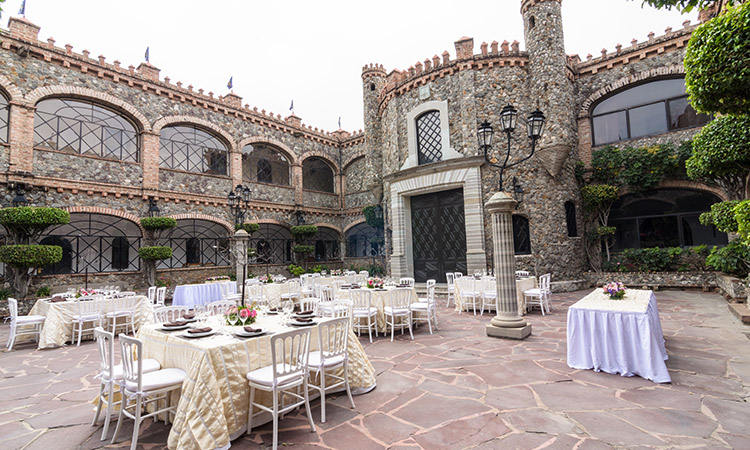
485, 191, 531, 340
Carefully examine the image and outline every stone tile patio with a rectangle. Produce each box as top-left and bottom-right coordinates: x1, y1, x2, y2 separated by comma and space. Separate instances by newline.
2, 289, 750, 449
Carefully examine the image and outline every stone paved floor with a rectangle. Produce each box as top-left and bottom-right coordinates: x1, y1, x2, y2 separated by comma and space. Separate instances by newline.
2, 289, 750, 449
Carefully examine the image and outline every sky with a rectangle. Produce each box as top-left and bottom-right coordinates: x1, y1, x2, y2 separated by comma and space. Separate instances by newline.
2, 0, 697, 133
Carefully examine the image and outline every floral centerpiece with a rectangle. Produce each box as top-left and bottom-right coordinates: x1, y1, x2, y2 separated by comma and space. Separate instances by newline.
259, 275, 274, 284
366, 277, 384, 289
206, 275, 231, 282
225, 303, 258, 325
331, 269, 343, 276
603, 282, 627, 299
75, 288, 99, 298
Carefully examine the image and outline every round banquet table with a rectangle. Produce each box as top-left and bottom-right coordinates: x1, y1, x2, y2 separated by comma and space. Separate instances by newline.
172, 282, 236, 308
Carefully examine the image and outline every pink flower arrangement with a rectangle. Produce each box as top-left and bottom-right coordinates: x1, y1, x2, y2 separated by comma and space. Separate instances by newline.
225, 304, 258, 325
75, 288, 99, 298
366, 278, 384, 289
603, 282, 626, 299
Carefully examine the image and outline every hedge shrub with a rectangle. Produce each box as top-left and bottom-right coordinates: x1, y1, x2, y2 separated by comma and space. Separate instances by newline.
0, 207, 69, 229
698, 200, 740, 233
235, 223, 260, 234
140, 217, 177, 230
0, 245, 63, 267
733, 200, 750, 245
292, 245, 315, 254
290, 225, 318, 238
362, 205, 384, 229
138, 246, 173, 261
706, 240, 749, 278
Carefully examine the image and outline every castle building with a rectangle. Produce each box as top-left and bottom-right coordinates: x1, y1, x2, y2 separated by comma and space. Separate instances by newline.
0, 0, 727, 289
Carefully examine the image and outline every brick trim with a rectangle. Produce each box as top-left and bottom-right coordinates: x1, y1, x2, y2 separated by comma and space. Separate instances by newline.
24, 85, 151, 132
254, 219, 291, 229
167, 213, 234, 234
62, 205, 146, 236
237, 136, 298, 165
301, 152, 340, 175
313, 223, 343, 234
578, 66, 685, 118
152, 115, 237, 150
0, 74, 23, 102
343, 218, 367, 234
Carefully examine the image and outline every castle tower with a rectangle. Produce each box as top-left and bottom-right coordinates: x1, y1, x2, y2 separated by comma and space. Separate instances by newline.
361, 64, 387, 200
521, 0, 577, 177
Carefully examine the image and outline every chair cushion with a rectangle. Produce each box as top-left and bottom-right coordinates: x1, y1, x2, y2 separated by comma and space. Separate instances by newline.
409, 302, 431, 311
384, 306, 410, 315
125, 367, 186, 392
104, 311, 132, 318
246, 364, 304, 387
524, 288, 542, 296
105, 358, 161, 381
16, 315, 45, 324
353, 307, 377, 317
72, 314, 101, 321
308, 351, 345, 370
461, 291, 481, 297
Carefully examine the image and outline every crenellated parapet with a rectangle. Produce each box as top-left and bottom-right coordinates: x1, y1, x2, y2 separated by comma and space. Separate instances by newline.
574, 19, 696, 76
520, 0, 561, 14
361, 63, 386, 81
374, 36, 528, 115
0, 17, 357, 147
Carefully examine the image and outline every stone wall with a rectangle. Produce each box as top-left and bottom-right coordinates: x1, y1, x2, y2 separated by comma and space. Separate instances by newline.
584, 271, 717, 290
302, 190, 339, 209
159, 169, 232, 197
34, 149, 143, 185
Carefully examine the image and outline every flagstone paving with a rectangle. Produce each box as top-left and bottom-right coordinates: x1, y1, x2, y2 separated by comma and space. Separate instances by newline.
2, 289, 750, 449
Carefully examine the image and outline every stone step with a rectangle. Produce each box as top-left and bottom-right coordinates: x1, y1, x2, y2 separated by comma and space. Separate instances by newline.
728, 303, 750, 325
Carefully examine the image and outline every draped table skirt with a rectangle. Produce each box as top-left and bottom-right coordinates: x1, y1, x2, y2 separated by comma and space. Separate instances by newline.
173, 282, 236, 308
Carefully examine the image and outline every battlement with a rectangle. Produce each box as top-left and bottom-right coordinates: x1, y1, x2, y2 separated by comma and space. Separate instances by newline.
0, 18, 360, 146
521, 0, 561, 14
574, 19, 696, 76
361, 63, 386, 80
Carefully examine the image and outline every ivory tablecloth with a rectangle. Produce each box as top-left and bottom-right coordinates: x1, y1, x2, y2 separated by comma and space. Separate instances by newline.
173, 282, 236, 308
335, 286, 419, 332
566, 289, 670, 383
27, 296, 154, 349
138, 314, 376, 450
453, 277, 536, 314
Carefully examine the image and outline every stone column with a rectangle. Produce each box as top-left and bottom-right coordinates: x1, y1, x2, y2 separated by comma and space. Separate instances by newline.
485, 191, 532, 339
233, 229, 249, 305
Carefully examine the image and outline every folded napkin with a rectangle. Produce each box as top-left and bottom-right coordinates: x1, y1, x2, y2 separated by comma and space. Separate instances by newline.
188, 327, 212, 334
268, 307, 278, 312
243, 326, 262, 333
298, 310, 314, 316
164, 320, 187, 327
49, 296, 66, 302
182, 313, 195, 320
295, 318, 313, 323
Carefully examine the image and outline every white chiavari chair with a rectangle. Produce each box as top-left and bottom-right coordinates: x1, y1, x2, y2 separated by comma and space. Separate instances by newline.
350, 288, 377, 342
6, 298, 45, 351
308, 317, 355, 422
384, 288, 413, 341
71, 295, 104, 346
410, 279, 438, 334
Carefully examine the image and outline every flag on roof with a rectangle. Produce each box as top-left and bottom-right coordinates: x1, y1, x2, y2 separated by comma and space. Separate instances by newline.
18, 0, 26, 16
145, 47, 150, 62
289, 100, 294, 111
227, 76, 233, 90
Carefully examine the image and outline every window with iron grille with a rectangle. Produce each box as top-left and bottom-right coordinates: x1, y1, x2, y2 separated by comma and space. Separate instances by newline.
416, 110, 443, 165
158, 219, 231, 268
345, 222, 384, 257
40, 213, 142, 275
512, 215, 531, 255
159, 125, 228, 175
302, 157, 335, 193
565, 201, 578, 237
250, 224, 293, 265
242, 144, 290, 186
314, 227, 341, 261
0, 93, 9, 144
33, 98, 139, 162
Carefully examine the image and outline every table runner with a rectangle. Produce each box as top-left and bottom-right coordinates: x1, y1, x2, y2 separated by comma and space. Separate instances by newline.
139, 314, 376, 450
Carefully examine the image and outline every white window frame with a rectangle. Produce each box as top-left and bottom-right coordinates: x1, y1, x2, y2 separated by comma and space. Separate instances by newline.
402, 100, 462, 170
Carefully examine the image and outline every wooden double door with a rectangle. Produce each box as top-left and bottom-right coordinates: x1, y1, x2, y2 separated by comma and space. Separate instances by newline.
410, 188, 467, 283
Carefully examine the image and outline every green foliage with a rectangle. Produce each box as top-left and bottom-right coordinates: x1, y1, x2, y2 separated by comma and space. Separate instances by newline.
596, 226, 617, 237
362, 206, 385, 229
290, 225, 318, 241
0, 245, 63, 268
35, 286, 51, 298
706, 239, 750, 278
603, 247, 696, 272
590, 143, 690, 191
138, 246, 173, 261
641, 0, 735, 12
684, 2, 750, 115
703, 200, 740, 233
292, 244, 314, 255
235, 223, 260, 234
733, 200, 750, 245
288, 264, 306, 277
0, 287, 12, 301
581, 184, 619, 211
0, 207, 70, 242
140, 217, 177, 230
155, 277, 170, 287
574, 160, 586, 183
348, 263, 386, 276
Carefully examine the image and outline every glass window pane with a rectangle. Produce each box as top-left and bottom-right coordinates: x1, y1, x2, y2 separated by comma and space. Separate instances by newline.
0, 94, 8, 144
593, 79, 687, 115
629, 102, 668, 138
681, 214, 728, 247
159, 126, 227, 174
592, 111, 627, 145
638, 216, 680, 248
610, 219, 639, 251
669, 97, 711, 130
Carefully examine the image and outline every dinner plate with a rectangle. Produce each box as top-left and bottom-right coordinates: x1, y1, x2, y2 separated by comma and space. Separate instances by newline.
160, 324, 190, 331
293, 313, 316, 319
266, 310, 280, 315
235, 330, 266, 338
182, 330, 217, 338
290, 320, 316, 327
182, 318, 198, 323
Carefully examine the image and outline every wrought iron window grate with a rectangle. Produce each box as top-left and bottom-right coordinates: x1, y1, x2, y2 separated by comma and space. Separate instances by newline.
157, 219, 231, 268
302, 157, 335, 193
159, 126, 228, 175
416, 110, 443, 165
0, 94, 8, 144
512, 215, 531, 255
250, 224, 293, 265
242, 144, 290, 186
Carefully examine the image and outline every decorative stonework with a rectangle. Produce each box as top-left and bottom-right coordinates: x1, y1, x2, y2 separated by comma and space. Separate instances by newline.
402, 100, 462, 171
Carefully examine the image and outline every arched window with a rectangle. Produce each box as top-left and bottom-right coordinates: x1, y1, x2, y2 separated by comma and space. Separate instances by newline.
591, 78, 710, 146
302, 157, 335, 193
565, 201, 578, 237
33, 98, 139, 161
159, 125, 228, 175
314, 227, 340, 261
242, 144, 290, 186
416, 110, 443, 165
40, 213, 142, 275
250, 224, 293, 265
345, 222, 384, 257
159, 219, 230, 268
608, 188, 728, 250
512, 215, 531, 255
0, 92, 8, 144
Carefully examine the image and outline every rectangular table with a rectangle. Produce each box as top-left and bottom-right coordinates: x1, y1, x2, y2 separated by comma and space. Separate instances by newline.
27, 296, 154, 348
173, 282, 236, 308
138, 314, 376, 450
566, 288, 670, 383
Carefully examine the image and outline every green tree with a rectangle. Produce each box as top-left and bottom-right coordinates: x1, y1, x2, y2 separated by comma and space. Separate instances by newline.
581, 184, 620, 271
640, 0, 736, 12
139, 217, 176, 286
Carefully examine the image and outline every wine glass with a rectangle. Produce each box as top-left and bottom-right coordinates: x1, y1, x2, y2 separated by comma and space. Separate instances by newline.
282, 300, 294, 321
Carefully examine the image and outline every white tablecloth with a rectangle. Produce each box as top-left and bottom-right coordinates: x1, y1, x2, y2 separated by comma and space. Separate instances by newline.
173, 282, 236, 308
566, 289, 670, 383
454, 277, 536, 315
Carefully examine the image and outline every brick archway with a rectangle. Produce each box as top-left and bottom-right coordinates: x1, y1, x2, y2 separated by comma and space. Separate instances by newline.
237, 136, 298, 166
343, 219, 367, 234
152, 115, 237, 151
62, 206, 145, 236
0, 74, 23, 102
300, 152, 340, 175
167, 213, 234, 234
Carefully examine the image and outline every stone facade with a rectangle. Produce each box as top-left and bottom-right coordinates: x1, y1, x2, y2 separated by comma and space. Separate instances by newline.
0, 2, 724, 294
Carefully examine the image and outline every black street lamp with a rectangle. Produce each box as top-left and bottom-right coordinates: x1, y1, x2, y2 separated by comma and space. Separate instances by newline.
479, 105, 546, 192
10, 183, 29, 207
295, 209, 306, 226
146, 197, 160, 217
227, 184, 252, 226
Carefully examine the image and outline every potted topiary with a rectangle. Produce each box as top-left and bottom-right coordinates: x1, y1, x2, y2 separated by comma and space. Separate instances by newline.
139, 217, 177, 286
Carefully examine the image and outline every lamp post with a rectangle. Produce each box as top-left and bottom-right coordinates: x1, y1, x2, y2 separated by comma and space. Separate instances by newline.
480, 105, 545, 340
227, 184, 252, 227
10, 183, 29, 207
146, 197, 160, 217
